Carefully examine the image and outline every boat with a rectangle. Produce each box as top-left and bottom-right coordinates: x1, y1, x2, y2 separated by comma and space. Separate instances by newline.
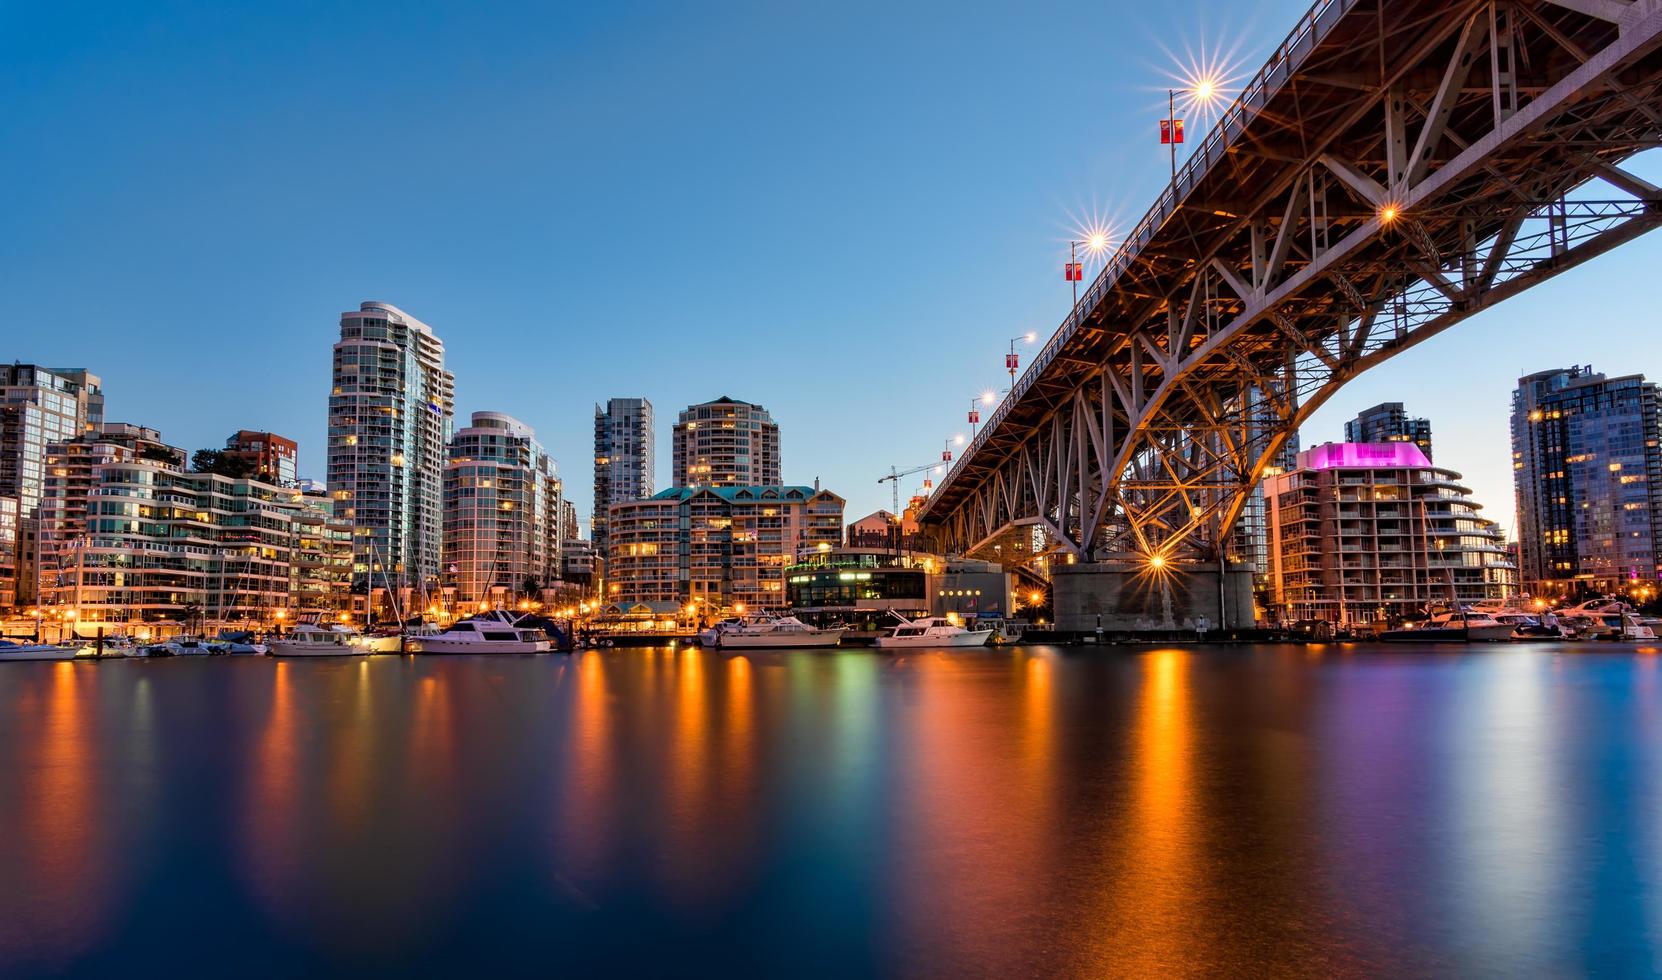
0, 640, 81, 662
406, 611, 551, 654
713, 614, 845, 649
162, 636, 217, 656
1552, 597, 1657, 639
267, 624, 363, 657
873, 613, 994, 649
1379, 609, 1516, 643
1468, 600, 1568, 640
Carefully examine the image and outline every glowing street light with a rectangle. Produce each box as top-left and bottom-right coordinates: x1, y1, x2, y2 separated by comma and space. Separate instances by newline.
1066, 231, 1112, 313
1164, 74, 1226, 180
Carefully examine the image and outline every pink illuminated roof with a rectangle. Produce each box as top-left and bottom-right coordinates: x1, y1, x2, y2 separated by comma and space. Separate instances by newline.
1299, 442, 1432, 470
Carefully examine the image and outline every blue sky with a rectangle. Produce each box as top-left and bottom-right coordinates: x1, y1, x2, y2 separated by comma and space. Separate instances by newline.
4, 0, 1658, 533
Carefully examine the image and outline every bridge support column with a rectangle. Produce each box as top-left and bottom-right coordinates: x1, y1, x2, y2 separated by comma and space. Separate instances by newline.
1051, 562, 1256, 634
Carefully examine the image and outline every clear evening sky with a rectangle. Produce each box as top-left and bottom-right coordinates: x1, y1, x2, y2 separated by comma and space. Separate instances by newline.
4, 1, 1658, 534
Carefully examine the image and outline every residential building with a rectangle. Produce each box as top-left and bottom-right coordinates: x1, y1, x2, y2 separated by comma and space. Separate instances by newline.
671, 396, 781, 487
1263, 442, 1517, 624
1512, 365, 1662, 593
441, 412, 563, 608
223, 430, 299, 485
1233, 386, 1301, 575
39, 427, 309, 632
607, 485, 844, 611
592, 397, 654, 556
1345, 402, 1434, 460
327, 301, 455, 601
291, 487, 354, 624
0, 365, 103, 608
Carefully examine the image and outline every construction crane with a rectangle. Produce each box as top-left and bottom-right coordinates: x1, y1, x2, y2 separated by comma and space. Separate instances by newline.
878, 458, 947, 519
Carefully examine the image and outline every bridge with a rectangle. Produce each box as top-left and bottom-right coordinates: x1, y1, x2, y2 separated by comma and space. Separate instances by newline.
917, 0, 1662, 623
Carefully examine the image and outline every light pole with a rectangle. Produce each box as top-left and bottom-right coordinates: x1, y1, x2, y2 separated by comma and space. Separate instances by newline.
1164, 76, 1221, 182
1006, 333, 1036, 387
1066, 233, 1110, 314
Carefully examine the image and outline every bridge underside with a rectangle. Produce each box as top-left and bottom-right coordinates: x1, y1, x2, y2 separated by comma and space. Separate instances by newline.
921, 0, 1662, 567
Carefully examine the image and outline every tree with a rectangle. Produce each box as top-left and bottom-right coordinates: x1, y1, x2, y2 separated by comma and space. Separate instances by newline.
190, 449, 257, 479
520, 576, 543, 601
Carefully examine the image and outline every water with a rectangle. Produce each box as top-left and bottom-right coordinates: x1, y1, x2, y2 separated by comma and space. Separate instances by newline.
3, 644, 1662, 976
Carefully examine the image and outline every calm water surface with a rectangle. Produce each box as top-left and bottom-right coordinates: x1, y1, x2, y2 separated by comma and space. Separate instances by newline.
3, 644, 1662, 977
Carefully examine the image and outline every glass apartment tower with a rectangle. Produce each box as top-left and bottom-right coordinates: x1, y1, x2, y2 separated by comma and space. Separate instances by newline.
592, 397, 654, 557
1512, 366, 1662, 593
327, 302, 455, 602
1345, 402, 1434, 461
0, 364, 103, 608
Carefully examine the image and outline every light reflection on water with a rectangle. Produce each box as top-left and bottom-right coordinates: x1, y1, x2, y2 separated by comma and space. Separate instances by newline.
1, 645, 1661, 975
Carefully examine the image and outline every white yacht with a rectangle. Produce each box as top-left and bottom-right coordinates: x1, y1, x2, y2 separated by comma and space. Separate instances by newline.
406, 611, 551, 655
714, 615, 845, 650
874, 614, 994, 650
267, 625, 363, 657
0, 640, 81, 662
1553, 597, 1656, 639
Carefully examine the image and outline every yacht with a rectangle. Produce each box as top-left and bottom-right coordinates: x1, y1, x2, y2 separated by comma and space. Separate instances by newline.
713, 615, 845, 649
874, 613, 994, 650
406, 611, 551, 655
0, 640, 81, 662
267, 625, 363, 657
1553, 597, 1656, 639
1468, 600, 1567, 640
1380, 608, 1516, 643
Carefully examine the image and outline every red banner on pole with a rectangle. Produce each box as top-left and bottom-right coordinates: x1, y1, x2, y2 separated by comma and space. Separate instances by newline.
1160, 119, 1185, 144
1064, 262, 1082, 281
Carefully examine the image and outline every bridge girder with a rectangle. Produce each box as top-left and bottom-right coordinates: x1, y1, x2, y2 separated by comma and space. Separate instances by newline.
921, 0, 1662, 564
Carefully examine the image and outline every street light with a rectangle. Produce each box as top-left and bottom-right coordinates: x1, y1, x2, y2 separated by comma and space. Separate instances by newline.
1066, 233, 1111, 313
1164, 75, 1226, 180
1006, 333, 1037, 386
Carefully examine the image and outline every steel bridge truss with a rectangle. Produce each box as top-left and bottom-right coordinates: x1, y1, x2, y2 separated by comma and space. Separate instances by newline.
927, 0, 1662, 564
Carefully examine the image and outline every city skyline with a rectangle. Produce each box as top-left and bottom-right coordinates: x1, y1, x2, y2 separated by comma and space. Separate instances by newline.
5, 1, 1661, 536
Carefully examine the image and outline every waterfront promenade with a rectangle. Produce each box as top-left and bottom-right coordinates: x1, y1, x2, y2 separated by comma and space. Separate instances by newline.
3, 644, 1660, 976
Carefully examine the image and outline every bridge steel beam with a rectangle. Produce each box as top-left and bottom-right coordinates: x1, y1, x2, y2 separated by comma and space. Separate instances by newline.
920, 0, 1662, 567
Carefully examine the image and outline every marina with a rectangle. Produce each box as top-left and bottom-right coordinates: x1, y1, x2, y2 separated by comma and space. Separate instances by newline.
4, 643, 1662, 975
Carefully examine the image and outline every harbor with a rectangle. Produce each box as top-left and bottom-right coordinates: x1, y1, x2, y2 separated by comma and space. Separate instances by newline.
6, 642, 1662, 976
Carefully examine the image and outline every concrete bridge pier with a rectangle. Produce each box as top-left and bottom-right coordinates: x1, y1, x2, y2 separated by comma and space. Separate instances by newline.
1051, 562, 1255, 633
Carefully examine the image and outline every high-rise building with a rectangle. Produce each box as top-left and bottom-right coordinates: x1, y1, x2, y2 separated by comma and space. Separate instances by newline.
1345, 402, 1434, 460
327, 302, 455, 601
1512, 365, 1662, 593
672, 396, 782, 488
1233, 387, 1301, 576
441, 412, 563, 608
1263, 442, 1517, 624
607, 485, 844, 611
223, 430, 298, 485
592, 397, 654, 556
0, 365, 103, 608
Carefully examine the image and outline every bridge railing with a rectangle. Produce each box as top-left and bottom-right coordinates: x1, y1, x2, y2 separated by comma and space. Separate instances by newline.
926, 0, 1354, 514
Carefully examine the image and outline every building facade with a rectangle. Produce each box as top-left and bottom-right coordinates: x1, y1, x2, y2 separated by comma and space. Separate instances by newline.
1512, 365, 1662, 593
1345, 402, 1434, 460
37, 426, 317, 633
223, 430, 299, 485
1264, 442, 1517, 624
591, 397, 654, 557
671, 396, 781, 488
441, 412, 563, 608
291, 487, 355, 624
607, 485, 843, 611
0, 365, 103, 608
327, 302, 455, 600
